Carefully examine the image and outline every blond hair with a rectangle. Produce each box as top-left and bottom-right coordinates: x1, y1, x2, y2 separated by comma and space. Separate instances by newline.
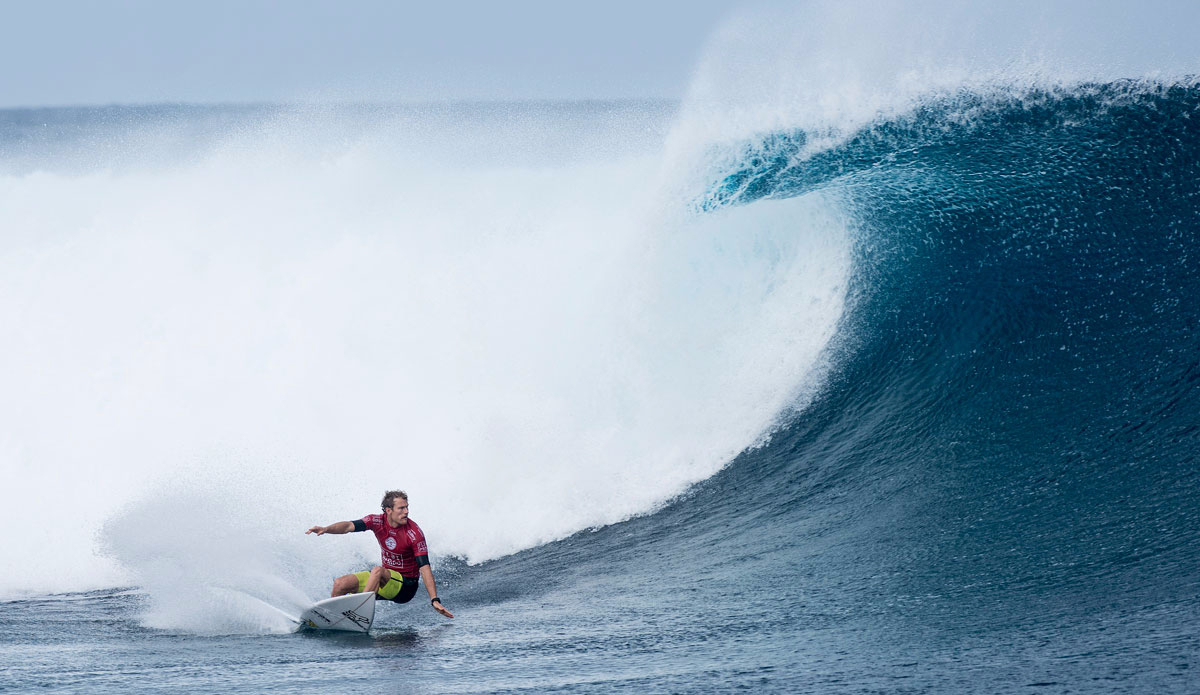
381, 490, 408, 510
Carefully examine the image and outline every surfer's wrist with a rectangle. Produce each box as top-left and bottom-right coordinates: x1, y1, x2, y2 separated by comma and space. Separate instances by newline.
431, 597, 442, 606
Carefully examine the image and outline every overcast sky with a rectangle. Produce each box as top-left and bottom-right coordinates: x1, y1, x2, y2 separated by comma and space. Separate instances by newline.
0, 1, 751, 108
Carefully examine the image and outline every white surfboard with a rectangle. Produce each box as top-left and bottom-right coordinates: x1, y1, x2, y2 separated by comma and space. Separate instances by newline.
299, 592, 376, 633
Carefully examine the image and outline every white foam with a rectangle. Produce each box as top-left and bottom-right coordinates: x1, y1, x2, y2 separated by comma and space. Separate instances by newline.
669, 0, 1200, 162
0, 103, 851, 614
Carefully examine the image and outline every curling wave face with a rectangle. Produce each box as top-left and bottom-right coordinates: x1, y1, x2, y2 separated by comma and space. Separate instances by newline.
667, 78, 1200, 623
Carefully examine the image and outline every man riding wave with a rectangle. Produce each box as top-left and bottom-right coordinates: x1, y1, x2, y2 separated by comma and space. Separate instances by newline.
306, 489, 454, 619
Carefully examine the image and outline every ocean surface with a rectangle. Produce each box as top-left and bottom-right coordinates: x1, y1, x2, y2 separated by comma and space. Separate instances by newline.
4, 13, 1200, 693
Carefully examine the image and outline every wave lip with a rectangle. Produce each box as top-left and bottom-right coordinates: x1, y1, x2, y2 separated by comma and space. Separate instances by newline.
702, 79, 1200, 208
668, 0, 1200, 213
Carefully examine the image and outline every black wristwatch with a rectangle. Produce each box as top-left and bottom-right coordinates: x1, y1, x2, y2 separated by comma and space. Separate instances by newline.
431, 597, 442, 606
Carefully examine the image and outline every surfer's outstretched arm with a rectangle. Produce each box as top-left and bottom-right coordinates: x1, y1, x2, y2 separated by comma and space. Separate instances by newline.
420, 564, 454, 618
306, 521, 356, 535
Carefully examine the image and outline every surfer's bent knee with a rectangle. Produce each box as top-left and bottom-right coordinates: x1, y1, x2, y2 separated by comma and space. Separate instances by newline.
331, 573, 358, 596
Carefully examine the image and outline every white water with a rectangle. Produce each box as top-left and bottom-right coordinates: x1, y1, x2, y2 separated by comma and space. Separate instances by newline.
668, 0, 1200, 171
0, 103, 852, 617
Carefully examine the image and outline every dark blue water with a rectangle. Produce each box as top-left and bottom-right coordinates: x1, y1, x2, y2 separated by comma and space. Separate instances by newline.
3, 83, 1200, 693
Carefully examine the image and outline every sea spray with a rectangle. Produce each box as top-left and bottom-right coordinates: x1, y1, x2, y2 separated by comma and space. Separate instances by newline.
1, 103, 852, 612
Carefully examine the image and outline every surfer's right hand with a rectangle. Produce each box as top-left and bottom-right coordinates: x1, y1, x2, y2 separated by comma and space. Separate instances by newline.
306, 525, 326, 535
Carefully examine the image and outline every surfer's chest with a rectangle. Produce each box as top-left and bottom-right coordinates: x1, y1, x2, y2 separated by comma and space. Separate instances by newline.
374, 526, 419, 554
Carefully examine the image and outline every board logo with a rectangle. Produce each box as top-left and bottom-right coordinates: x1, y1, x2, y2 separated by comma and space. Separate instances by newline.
343, 609, 371, 629
385, 537, 397, 550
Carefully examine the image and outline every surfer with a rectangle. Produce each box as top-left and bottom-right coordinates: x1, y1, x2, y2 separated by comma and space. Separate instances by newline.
306, 490, 454, 618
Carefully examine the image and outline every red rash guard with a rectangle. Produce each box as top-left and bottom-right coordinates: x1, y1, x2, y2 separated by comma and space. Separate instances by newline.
357, 514, 429, 578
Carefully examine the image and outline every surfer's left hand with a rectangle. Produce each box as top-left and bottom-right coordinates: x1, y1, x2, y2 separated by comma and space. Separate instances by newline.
433, 600, 454, 619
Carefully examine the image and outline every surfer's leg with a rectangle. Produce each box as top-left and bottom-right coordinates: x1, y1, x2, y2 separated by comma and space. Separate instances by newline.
377, 571, 408, 602
364, 565, 390, 593
331, 573, 361, 597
